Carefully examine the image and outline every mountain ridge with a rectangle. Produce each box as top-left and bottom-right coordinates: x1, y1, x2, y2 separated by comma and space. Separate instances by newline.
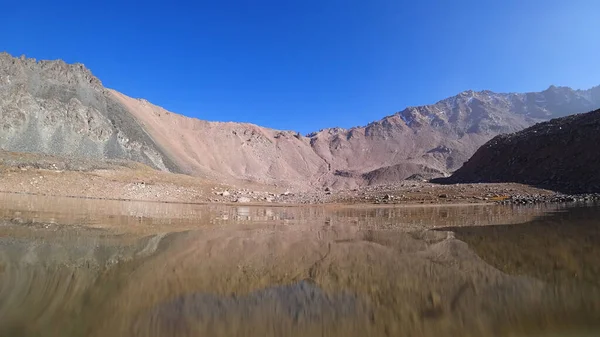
1, 52, 599, 189
310, 85, 600, 135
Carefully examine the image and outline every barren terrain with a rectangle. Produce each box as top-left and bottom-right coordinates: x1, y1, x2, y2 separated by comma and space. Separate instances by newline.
2, 53, 599, 190
0, 150, 562, 206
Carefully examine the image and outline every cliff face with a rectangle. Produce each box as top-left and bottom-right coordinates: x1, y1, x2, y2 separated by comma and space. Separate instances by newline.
440, 109, 600, 193
1, 53, 599, 189
0, 53, 179, 173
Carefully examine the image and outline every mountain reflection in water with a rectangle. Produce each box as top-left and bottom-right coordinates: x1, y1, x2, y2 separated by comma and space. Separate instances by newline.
0, 193, 599, 337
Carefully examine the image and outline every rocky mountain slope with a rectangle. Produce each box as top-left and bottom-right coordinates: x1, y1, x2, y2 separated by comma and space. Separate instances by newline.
1, 53, 599, 189
439, 109, 600, 193
0, 53, 180, 173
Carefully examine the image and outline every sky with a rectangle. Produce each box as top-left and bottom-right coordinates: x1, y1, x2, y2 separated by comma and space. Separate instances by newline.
2, 0, 599, 134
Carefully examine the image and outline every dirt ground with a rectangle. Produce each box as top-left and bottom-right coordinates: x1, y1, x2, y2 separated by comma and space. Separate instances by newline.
0, 150, 557, 206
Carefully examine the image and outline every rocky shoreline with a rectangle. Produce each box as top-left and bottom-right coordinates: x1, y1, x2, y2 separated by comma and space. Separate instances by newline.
497, 193, 600, 205
2, 149, 599, 207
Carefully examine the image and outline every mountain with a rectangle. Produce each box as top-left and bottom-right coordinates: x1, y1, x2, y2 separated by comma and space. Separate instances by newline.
0, 53, 180, 173
308, 86, 600, 187
1, 52, 599, 189
436, 109, 600, 193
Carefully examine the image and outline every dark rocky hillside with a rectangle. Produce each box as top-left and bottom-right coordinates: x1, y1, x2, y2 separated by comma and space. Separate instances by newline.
438, 109, 600, 193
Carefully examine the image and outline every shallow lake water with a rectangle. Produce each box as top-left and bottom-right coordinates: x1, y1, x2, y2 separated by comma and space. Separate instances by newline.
0, 193, 599, 337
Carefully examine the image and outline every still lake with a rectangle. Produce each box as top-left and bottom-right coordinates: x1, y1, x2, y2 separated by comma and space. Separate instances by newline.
0, 193, 599, 337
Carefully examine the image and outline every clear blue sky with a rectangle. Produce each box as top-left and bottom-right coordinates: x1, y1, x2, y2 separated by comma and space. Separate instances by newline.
2, 0, 599, 134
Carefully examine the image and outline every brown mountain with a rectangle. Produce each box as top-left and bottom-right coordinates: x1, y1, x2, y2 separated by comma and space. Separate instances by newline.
437, 109, 600, 193
1, 53, 599, 189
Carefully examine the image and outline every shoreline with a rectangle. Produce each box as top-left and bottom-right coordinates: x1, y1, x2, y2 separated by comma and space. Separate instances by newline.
1, 150, 596, 208
1, 185, 596, 210
0, 189, 499, 208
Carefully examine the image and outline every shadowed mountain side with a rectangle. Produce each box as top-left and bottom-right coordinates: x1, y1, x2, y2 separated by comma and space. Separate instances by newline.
436, 109, 600, 194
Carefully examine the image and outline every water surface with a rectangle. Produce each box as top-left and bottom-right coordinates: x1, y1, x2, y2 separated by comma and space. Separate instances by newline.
0, 193, 599, 337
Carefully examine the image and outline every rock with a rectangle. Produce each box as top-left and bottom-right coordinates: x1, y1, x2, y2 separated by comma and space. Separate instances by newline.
324, 187, 331, 192
220, 191, 230, 197
236, 197, 251, 203
438, 194, 448, 198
